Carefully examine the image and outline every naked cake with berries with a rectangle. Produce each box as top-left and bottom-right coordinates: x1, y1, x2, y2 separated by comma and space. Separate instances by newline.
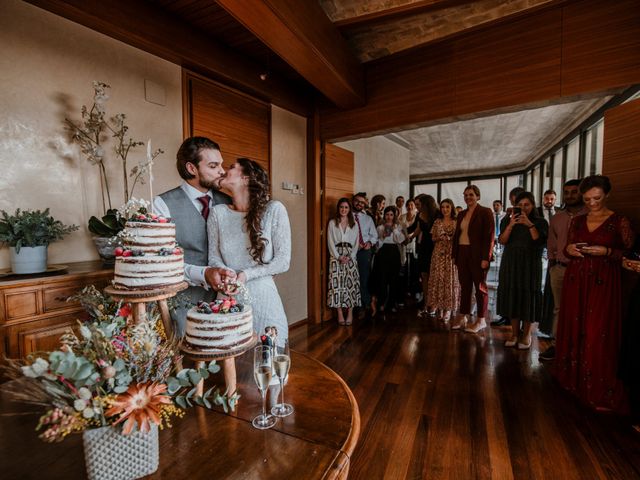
183, 298, 254, 355
112, 212, 184, 289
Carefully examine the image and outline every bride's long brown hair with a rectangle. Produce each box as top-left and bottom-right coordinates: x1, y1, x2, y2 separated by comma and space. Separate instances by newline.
237, 158, 270, 264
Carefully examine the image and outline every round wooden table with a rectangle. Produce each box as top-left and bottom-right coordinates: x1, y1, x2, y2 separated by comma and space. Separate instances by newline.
0, 350, 360, 479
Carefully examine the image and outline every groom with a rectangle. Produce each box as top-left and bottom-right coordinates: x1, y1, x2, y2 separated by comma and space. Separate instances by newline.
153, 136, 234, 336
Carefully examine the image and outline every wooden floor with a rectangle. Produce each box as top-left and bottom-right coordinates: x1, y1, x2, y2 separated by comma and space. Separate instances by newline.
290, 308, 640, 480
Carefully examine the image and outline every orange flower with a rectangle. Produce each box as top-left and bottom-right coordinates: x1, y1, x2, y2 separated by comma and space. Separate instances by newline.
105, 382, 171, 435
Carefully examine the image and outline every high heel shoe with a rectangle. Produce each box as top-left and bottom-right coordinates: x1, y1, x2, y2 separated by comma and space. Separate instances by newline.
504, 337, 518, 347
451, 318, 467, 330
464, 319, 487, 334
517, 337, 532, 350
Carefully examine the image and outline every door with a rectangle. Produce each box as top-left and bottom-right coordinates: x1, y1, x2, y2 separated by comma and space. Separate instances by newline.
322, 143, 355, 321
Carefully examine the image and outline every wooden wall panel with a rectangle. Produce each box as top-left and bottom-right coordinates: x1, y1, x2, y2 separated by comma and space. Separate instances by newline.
322, 143, 355, 321
185, 72, 271, 174
602, 98, 640, 228
320, 0, 640, 141
561, 0, 640, 97
321, 43, 455, 140
453, 9, 562, 116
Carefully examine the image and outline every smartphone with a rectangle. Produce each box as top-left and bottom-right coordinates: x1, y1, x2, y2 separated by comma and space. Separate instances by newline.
512, 207, 522, 216
575, 242, 588, 250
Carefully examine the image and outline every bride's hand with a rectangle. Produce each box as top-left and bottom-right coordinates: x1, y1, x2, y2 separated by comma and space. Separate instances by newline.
236, 271, 247, 285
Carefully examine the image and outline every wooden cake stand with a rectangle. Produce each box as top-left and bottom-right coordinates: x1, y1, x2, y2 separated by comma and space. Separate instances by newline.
182, 333, 259, 396
104, 281, 188, 337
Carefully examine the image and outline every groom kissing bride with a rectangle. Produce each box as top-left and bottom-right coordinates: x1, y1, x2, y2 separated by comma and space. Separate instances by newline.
154, 136, 291, 344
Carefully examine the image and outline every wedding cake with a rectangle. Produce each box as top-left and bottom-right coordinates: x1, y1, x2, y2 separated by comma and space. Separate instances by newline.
113, 213, 184, 289
183, 299, 254, 355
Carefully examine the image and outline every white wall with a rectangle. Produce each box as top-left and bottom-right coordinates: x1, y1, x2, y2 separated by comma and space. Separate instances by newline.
271, 106, 308, 324
335, 136, 410, 205
0, 0, 183, 268
0, 1, 309, 326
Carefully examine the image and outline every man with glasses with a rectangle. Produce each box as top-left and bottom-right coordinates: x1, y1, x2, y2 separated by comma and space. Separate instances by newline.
352, 192, 377, 319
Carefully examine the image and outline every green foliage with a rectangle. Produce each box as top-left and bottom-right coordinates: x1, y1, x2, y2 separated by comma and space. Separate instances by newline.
88, 209, 126, 237
167, 362, 239, 414
0, 208, 79, 252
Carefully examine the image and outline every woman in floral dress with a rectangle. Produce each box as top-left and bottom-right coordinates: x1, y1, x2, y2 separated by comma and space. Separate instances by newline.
427, 199, 460, 322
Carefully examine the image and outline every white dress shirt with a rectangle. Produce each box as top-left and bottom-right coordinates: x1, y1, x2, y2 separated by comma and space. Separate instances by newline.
353, 210, 378, 246
327, 220, 360, 261
541, 206, 556, 224
153, 181, 213, 289
376, 224, 406, 249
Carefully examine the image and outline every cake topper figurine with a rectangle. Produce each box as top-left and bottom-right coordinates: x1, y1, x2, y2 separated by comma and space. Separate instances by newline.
260, 326, 278, 347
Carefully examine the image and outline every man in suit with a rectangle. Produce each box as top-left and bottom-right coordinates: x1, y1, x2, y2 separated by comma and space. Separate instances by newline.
537, 189, 557, 223
492, 200, 506, 238
153, 136, 232, 336
352, 192, 378, 319
452, 185, 495, 333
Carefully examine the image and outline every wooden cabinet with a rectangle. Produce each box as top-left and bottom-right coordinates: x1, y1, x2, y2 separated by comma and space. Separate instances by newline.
0, 261, 112, 358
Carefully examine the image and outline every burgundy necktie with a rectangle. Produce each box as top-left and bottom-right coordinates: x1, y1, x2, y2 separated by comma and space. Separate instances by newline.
354, 213, 365, 247
197, 195, 210, 220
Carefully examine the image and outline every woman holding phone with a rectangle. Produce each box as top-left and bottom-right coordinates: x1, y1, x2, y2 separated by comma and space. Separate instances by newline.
554, 175, 635, 413
496, 191, 548, 349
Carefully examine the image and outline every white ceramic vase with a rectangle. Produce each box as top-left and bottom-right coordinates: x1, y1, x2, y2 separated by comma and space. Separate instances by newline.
82, 424, 159, 480
10, 245, 47, 274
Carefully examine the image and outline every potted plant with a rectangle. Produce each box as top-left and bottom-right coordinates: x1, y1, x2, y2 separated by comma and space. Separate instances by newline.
0, 208, 79, 274
1, 286, 238, 480
65, 81, 163, 264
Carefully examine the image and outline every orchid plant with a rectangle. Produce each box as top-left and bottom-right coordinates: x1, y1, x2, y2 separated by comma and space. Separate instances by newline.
65, 81, 163, 236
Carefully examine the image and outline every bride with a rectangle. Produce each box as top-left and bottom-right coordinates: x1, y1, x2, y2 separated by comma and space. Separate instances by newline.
207, 158, 291, 342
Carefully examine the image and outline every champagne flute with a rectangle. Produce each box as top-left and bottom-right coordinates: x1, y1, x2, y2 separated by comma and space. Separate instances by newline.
252, 345, 277, 429
271, 340, 294, 417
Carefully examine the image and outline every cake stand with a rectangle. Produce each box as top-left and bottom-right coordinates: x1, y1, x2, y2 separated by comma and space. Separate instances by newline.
182, 332, 258, 397
104, 281, 188, 338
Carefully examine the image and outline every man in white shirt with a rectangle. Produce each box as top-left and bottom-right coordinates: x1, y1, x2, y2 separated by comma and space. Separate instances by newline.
153, 136, 233, 335
492, 200, 506, 238
352, 192, 377, 319
395, 195, 406, 216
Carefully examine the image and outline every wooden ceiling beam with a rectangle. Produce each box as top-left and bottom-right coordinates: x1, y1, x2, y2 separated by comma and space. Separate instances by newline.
24, 0, 313, 116
216, 0, 365, 109
334, 0, 475, 30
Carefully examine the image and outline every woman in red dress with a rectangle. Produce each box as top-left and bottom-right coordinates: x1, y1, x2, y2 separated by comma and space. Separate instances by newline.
554, 175, 635, 412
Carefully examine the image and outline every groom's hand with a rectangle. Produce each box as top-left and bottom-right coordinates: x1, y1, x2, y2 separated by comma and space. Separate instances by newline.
205, 267, 236, 291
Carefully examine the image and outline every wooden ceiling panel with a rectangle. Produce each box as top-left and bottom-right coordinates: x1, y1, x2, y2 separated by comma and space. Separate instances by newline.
453, 8, 563, 116
561, 0, 640, 96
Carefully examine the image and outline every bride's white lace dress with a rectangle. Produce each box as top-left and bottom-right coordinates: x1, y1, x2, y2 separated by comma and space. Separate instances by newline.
207, 201, 291, 342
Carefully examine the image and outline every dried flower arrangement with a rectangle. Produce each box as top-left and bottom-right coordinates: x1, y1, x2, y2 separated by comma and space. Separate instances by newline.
1, 286, 238, 442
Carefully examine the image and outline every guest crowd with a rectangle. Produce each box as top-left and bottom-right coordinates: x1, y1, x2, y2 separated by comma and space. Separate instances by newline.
326, 175, 639, 419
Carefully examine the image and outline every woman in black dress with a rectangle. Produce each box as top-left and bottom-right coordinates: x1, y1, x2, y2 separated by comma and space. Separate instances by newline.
497, 191, 548, 349
408, 194, 439, 315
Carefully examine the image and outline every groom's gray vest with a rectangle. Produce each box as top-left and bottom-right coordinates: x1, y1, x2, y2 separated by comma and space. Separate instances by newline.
160, 186, 230, 336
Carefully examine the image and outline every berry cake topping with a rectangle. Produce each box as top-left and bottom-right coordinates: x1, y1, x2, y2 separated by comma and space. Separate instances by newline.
196, 299, 244, 314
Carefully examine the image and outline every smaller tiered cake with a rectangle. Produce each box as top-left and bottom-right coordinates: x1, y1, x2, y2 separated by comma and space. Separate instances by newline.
183, 298, 254, 355
113, 212, 184, 289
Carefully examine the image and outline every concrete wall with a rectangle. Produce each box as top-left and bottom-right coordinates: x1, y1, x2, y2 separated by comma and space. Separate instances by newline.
335, 136, 411, 205
0, 0, 183, 268
271, 106, 308, 324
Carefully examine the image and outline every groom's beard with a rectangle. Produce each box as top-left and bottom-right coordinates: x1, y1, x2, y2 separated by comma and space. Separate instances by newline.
200, 177, 222, 190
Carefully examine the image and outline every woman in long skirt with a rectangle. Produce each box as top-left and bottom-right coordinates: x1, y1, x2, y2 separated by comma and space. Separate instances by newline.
327, 197, 361, 325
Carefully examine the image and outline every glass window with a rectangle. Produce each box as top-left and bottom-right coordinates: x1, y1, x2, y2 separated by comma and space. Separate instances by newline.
440, 181, 467, 209
566, 138, 579, 181
583, 130, 593, 178
505, 174, 523, 205
552, 149, 563, 196
473, 178, 502, 208
594, 120, 604, 174
413, 183, 438, 201
532, 164, 541, 203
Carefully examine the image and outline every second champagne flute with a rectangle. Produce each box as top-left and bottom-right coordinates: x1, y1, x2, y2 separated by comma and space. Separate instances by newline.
252, 345, 277, 429
271, 339, 294, 417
